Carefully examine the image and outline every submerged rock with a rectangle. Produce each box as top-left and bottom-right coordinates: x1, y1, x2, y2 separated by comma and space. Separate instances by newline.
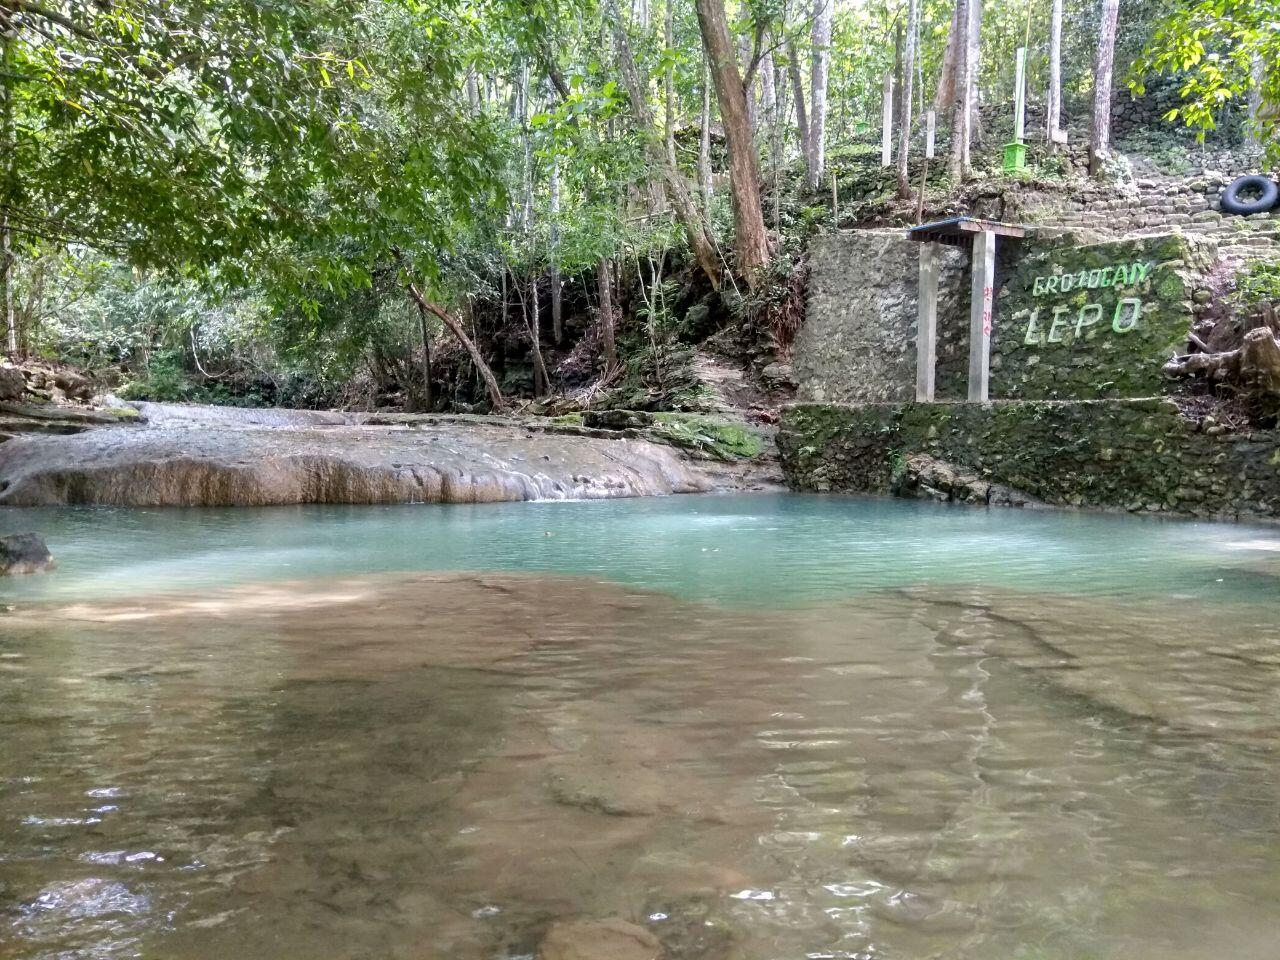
539, 918, 662, 960
0, 533, 55, 576
0, 403, 715, 507
892, 453, 1044, 508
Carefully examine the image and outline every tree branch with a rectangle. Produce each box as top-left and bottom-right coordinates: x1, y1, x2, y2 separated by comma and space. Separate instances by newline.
6, 0, 103, 43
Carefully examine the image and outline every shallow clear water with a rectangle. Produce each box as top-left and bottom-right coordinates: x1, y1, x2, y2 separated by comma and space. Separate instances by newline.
2, 494, 1279, 960
4, 494, 1280, 606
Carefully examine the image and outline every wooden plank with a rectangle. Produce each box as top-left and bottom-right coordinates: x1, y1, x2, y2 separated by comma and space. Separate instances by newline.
968, 229, 996, 402
954, 219, 1026, 238
916, 243, 939, 402
925, 109, 936, 159
908, 216, 1026, 241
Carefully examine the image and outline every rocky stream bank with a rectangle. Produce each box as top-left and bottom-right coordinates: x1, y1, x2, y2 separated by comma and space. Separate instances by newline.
0, 400, 778, 509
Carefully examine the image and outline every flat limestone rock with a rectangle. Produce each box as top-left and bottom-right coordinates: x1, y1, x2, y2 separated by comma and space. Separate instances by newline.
0, 403, 715, 507
539, 918, 662, 960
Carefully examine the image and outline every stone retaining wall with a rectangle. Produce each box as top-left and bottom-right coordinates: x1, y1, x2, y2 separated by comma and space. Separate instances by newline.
779, 399, 1280, 520
794, 231, 972, 404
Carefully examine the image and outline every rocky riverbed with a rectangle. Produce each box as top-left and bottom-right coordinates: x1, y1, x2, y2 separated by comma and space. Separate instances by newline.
0, 402, 775, 507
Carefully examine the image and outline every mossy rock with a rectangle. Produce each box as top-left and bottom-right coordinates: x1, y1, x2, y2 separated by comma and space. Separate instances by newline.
649, 412, 764, 460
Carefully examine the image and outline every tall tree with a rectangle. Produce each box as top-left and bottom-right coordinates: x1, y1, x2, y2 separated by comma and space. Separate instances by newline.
549, 152, 563, 344
897, 0, 920, 200
965, 0, 984, 149
699, 55, 714, 213
1047, 0, 1064, 145
1090, 0, 1121, 175
786, 38, 812, 160
948, 0, 972, 180
934, 0, 963, 115
597, 257, 617, 367
695, 0, 770, 283
606, 0, 721, 288
806, 0, 834, 190
664, 0, 678, 168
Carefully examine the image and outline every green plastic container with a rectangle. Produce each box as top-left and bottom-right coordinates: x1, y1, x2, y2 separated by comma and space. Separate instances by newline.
1003, 141, 1027, 172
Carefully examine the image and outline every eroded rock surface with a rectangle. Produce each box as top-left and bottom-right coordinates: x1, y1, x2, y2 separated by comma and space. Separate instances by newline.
0, 403, 715, 506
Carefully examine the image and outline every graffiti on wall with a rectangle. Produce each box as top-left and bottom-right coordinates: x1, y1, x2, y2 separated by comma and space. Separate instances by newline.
1014, 260, 1155, 346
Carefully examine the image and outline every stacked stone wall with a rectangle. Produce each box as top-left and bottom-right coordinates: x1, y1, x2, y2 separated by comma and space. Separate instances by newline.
779, 399, 1280, 520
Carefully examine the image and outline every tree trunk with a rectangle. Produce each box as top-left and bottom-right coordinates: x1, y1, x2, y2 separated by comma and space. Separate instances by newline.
772, 53, 788, 229
465, 68, 481, 111
404, 280, 504, 412
1247, 54, 1264, 149
518, 61, 533, 230
699, 54, 714, 214
415, 299, 434, 411
1046, 0, 1064, 144
739, 34, 757, 134
892, 20, 904, 140
2, 216, 13, 357
1164, 326, 1280, 404
934, 0, 962, 115
948, 0, 971, 181
1, 15, 16, 356
522, 279, 550, 397
786, 39, 811, 159
607, 0, 722, 288
597, 257, 617, 367
806, 0, 833, 190
549, 151, 563, 344
664, 0, 677, 167
897, 0, 919, 200
1089, 0, 1120, 175
965, 0, 983, 152
759, 47, 776, 146
696, 0, 771, 283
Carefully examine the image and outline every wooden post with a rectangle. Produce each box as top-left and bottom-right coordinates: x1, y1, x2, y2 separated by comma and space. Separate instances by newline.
916, 243, 938, 402
831, 169, 838, 219
967, 229, 996, 402
881, 71, 894, 167
1013, 47, 1027, 143
924, 108, 935, 159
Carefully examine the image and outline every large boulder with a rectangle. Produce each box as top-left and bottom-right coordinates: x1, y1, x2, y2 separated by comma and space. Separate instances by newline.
539, 918, 662, 960
0, 533, 55, 575
0, 366, 25, 401
54, 369, 95, 402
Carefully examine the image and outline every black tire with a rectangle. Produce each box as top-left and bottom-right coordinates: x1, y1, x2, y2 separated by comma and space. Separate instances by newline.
1220, 175, 1279, 216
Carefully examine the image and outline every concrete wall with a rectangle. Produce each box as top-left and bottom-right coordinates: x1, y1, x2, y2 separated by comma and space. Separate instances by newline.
793, 231, 972, 404
991, 233, 1214, 399
796, 229, 1209, 404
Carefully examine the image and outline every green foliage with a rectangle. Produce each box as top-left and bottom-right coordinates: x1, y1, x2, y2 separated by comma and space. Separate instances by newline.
1132, 0, 1280, 164
1232, 259, 1280, 307
4, 0, 507, 300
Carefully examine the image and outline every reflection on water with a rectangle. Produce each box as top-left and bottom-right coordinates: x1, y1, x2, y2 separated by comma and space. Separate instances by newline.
2, 496, 1279, 959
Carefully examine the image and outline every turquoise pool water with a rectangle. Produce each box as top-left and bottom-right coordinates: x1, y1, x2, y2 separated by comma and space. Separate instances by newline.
3, 493, 1278, 606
